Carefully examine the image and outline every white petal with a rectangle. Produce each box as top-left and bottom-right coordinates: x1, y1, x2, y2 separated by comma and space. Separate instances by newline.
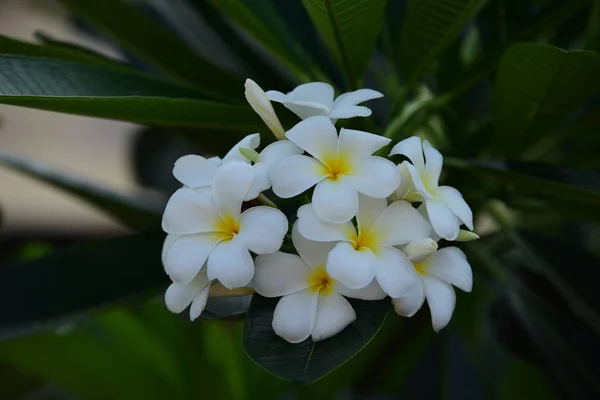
162, 188, 217, 235
222, 133, 261, 163
172, 155, 220, 188
189, 285, 210, 321
356, 194, 387, 233
371, 200, 431, 246
285, 116, 338, 163
391, 277, 425, 317
290, 82, 334, 108
257, 140, 304, 168
269, 155, 327, 198
265, 90, 289, 103
402, 238, 438, 259
425, 247, 473, 292
296, 204, 355, 242
282, 101, 330, 120
335, 278, 386, 300
327, 242, 376, 289
337, 128, 391, 159
245, 162, 270, 200
292, 223, 336, 270
425, 200, 460, 241
389, 136, 425, 173
164, 233, 218, 284
245, 80, 285, 140
390, 161, 413, 200
329, 105, 372, 119
311, 293, 356, 342
405, 162, 431, 200
162, 234, 181, 267
213, 161, 254, 219
254, 252, 311, 297
207, 239, 254, 289
423, 276, 456, 332
374, 246, 416, 297
312, 177, 358, 223
164, 273, 210, 314
437, 186, 474, 230
272, 289, 318, 343
351, 156, 400, 198
422, 141, 443, 188
331, 88, 383, 109
238, 206, 288, 254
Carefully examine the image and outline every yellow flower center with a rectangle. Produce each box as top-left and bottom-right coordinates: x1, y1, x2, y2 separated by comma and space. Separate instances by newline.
349, 228, 378, 252
213, 213, 240, 241
307, 267, 335, 295
414, 261, 428, 275
320, 152, 353, 181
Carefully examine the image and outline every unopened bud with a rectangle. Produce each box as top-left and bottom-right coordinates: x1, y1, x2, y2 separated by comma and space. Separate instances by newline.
403, 238, 438, 259
239, 147, 259, 163
456, 230, 480, 242
245, 79, 286, 140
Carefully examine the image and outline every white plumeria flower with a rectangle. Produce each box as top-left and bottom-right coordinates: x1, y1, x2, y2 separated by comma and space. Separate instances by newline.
266, 82, 383, 122
270, 116, 400, 223
389, 137, 473, 241
296, 195, 431, 297
162, 161, 288, 289
245, 79, 285, 140
254, 224, 386, 343
392, 246, 473, 332
173, 133, 301, 200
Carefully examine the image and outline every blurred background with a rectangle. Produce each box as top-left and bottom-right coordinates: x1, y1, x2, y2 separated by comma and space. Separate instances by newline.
0, 0, 599, 399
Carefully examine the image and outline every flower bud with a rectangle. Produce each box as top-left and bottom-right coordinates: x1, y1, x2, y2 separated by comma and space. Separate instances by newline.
245, 79, 285, 140
239, 147, 259, 162
455, 230, 480, 242
403, 238, 438, 259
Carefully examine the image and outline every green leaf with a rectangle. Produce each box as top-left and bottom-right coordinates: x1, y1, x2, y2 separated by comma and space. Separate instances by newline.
0, 34, 127, 70
0, 55, 262, 131
243, 295, 390, 384
0, 229, 168, 340
302, 0, 386, 87
493, 43, 600, 156
59, 0, 241, 96
399, 0, 482, 89
0, 150, 163, 229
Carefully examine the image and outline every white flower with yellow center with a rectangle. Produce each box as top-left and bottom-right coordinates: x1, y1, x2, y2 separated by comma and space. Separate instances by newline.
270, 116, 400, 223
389, 137, 473, 241
266, 82, 383, 122
173, 133, 301, 200
392, 245, 473, 332
161, 161, 288, 289
254, 224, 386, 343
296, 195, 431, 297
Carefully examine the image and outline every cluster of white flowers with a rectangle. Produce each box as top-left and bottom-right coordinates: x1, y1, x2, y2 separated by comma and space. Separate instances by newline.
161, 79, 478, 343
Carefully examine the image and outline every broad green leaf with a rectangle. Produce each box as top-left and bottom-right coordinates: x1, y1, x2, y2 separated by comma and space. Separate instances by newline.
399, 0, 482, 89
0, 34, 127, 70
0, 55, 262, 131
59, 0, 241, 96
0, 310, 186, 400
0, 229, 167, 340
302, 0, 387, 87
493, 43, 600, 156
206, 0, 317, 81
244, 295, 390, 384
0, 150, 163, 229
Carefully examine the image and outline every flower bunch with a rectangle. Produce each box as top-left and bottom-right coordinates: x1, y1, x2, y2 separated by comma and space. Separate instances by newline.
161, 80, 478, 343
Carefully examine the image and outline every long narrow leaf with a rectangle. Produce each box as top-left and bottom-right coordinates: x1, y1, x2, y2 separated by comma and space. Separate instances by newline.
0, 150, 164, 229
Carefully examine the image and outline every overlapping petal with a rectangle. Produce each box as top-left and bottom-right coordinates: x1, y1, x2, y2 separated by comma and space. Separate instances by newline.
270, 155, 327, 198
296, 204, 355, 242
291, 223, 335, 270
222, 133, 261, 163
164, 233, 218, 284
437, 186, 474, 230
423, 275, 456, 332
312, 177, 358, 223
371, 200, 431, 246
162, 188, 217, 234
337, 128, 390, 159
391, 277, 425, 317
173, 155, 221, 188
389, 136, 425, 173
425, 247, 473, 292
164, 272, 210, 314
422, 141, 443, 188
254, 252, 311, 297
373, 246, 416, 297
356, 194, 387, 233
351, 157, 400, 198
272, 289, 319, 343
207, 239, 254, 289
285, 116, 338, 162
327, 242, 376, 289
238, 206, 288, 254
335, 278, 387, 300
425, 200, 460, 241
213, 161, 254, 218
312, 293, 356, 341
